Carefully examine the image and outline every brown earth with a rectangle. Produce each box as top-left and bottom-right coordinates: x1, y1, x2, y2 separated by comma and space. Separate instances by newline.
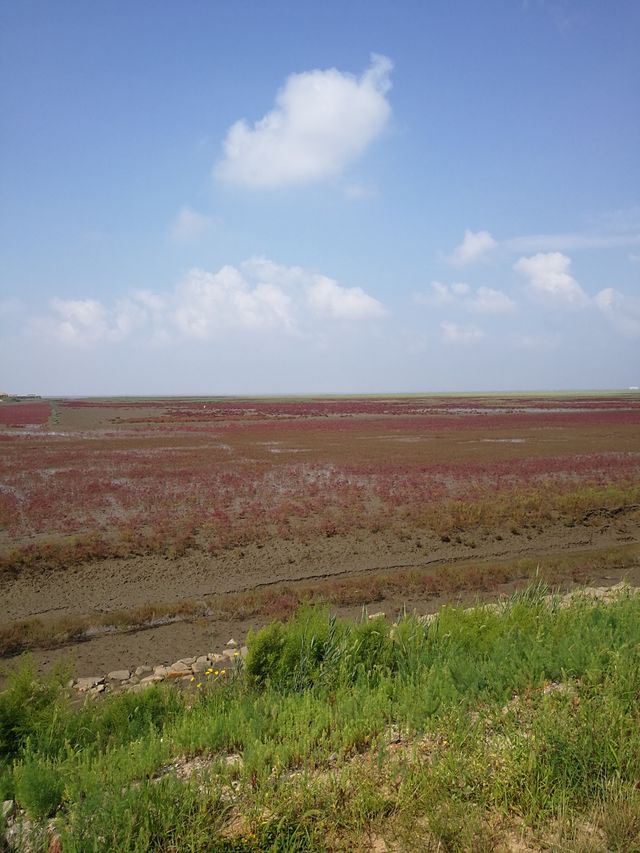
2, 513, 638, 683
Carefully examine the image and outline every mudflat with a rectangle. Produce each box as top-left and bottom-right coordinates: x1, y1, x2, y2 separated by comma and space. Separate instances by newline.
1, 393, 639, 680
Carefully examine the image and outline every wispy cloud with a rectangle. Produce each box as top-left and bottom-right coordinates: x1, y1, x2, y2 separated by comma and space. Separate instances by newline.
446, 210, 640, 265
169, 206, 215, 243
343, 182, 379, 201
505, 230, 640, 253
215, 54, 392, 190
594, 288, 640, 338
417, 281, 515, 314
440, 321, 484, 345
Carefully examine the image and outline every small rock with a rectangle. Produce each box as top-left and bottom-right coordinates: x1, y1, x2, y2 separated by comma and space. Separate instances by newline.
130, 683, 149, 693
168, 661, 191, 677
368, 611, 385, 620
222, 648, 236, 659
76, 676, 105, 692
90, 683, 106, 694
2, 799, 15, 820
179, 656, 196, 666
154, 665, 169, 678
107, 669, 131, 682
225, 753, 243, 768
141, 674, 164, 685
135, 665, 153, 677
191, 659, 209, 673
209, 653, 225, 663
226, 638, 238, 647
239, 645, 249, 659
195, 654, 210, 665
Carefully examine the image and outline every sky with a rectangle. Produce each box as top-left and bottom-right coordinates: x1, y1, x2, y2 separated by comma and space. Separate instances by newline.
1, 0, 639, 395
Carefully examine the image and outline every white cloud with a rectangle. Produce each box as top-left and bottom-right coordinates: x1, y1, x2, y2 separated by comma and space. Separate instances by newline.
42, 293, 156, 346
33, 259, 385, 347
514, 252, 589, 307
594, 288, 640, 337
215, 54, 392, 190
307, 275, 385, 320
48, 298, 111, 345
417, 281, 515, 314
472, 286, 516, 314
440, 321, 484, 344
447, 230, 497, 266
170, 206, 214, 242
174, 266, 295, 337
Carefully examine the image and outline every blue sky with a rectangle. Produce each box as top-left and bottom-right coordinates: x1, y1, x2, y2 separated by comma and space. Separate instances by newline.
1, 0, 639, 394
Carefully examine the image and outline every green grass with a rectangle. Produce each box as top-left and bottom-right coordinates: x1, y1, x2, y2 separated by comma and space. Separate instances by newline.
2, 585, 640, 850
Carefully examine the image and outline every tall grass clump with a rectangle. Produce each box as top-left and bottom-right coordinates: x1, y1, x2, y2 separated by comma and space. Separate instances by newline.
3, 584, 640, 850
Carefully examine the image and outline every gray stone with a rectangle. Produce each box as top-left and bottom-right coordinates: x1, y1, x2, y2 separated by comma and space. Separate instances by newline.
191, 659, 210, 673
226, 638, 238, 647
107, 669, 130, 682
222, 648, 237, 659
209, 653, 225, 663
195, 654, 210, 665
368, 612, 385, 620
135, 665, 153, 677
154, 665, 169, 678
168, 661, 191, 677
179, 656, 196, 666
76, 676, 105, 692
2, 799, 14, 820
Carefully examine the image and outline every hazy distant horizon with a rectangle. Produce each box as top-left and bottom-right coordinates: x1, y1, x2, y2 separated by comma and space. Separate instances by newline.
7, 387, 640, 401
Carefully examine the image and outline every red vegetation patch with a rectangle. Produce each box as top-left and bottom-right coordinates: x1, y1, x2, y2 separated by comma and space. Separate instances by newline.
1, 393, 639, 569
0, 402, 50, 426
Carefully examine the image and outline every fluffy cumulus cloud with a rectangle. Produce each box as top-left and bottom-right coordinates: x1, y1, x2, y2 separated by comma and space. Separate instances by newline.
45, 297, 155, 346
514, 252, 589, 307
215, 54, 392, 189
419, 281, 515, 314
170, 206, 214, 242
33, 259, 385, 346
448, 230, 497, 266
307, 276, 385, 319
440, 321, 484, 344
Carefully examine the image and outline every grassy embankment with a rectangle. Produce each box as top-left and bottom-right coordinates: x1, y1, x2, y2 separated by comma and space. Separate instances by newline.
2, 584, 640, 851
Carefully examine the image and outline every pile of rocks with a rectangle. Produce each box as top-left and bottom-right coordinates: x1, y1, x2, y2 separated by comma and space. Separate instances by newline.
70, 638, 249, 697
